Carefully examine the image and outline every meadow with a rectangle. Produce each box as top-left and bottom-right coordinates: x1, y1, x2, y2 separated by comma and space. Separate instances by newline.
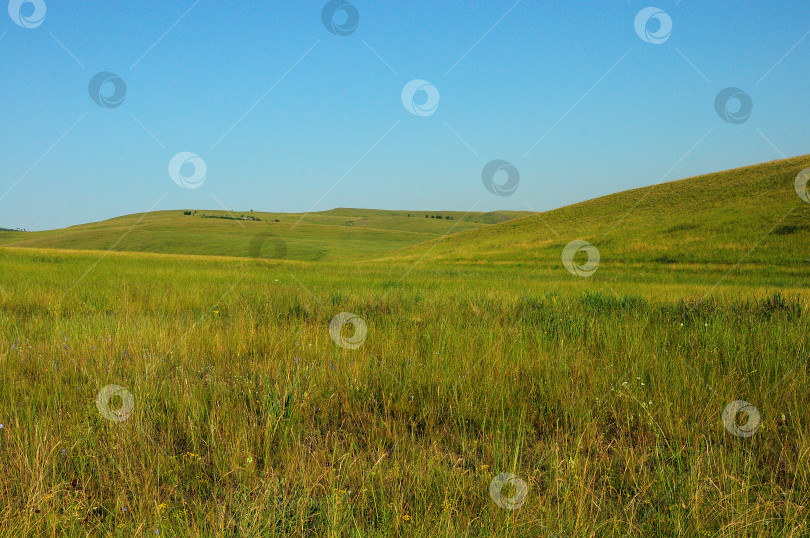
0, 209, 531, 261
1, 156, 810, 536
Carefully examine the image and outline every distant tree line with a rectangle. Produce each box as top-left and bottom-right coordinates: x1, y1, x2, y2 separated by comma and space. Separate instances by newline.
404, 213, 455, 220
183, 210, 265, 222
201, 214, 262, 222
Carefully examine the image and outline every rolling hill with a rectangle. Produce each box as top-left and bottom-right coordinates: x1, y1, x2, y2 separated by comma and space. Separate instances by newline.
1, 155, 808, 273
383, 155, 810, 269
0, 208, 531, 262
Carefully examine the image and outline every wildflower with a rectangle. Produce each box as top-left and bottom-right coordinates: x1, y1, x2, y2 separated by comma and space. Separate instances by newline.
403, 514, 411, 521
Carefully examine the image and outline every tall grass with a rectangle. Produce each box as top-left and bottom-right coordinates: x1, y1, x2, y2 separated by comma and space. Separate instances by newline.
0, 248, 808, 536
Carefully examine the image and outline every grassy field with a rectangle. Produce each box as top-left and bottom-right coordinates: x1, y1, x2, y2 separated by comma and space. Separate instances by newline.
1, 156, 809, 536
0, 209, 532, 262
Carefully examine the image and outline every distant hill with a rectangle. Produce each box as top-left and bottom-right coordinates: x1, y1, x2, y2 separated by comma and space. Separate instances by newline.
0, 208, 532, 261
2, 155, 808, 270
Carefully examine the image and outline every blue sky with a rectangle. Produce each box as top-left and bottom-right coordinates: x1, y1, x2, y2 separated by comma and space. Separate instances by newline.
1, 0, 809, 230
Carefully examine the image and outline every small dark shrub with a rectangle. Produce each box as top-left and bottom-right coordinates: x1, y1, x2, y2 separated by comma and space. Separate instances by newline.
756, 291, 802, 319
774, 225, 807, 236
580, 291, 648, 314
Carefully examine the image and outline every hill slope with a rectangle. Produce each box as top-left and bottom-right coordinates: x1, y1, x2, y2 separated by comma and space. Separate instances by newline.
0, 208, 531, 261
381, 155, 810, 270
2, 155, 808, 271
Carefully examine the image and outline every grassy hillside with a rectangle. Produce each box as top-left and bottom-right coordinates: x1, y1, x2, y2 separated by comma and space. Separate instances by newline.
385, 155, 810, 269
4, 155, 807, 273
0, 208, 530, 261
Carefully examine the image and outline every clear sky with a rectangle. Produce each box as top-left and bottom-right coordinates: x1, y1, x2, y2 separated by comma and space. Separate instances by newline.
1, 1, 809, 230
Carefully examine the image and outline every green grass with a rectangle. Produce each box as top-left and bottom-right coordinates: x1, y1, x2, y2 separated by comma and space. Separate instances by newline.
388, 154, 810, 267
0, 208, 532, 262
1, 156, 809, 536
